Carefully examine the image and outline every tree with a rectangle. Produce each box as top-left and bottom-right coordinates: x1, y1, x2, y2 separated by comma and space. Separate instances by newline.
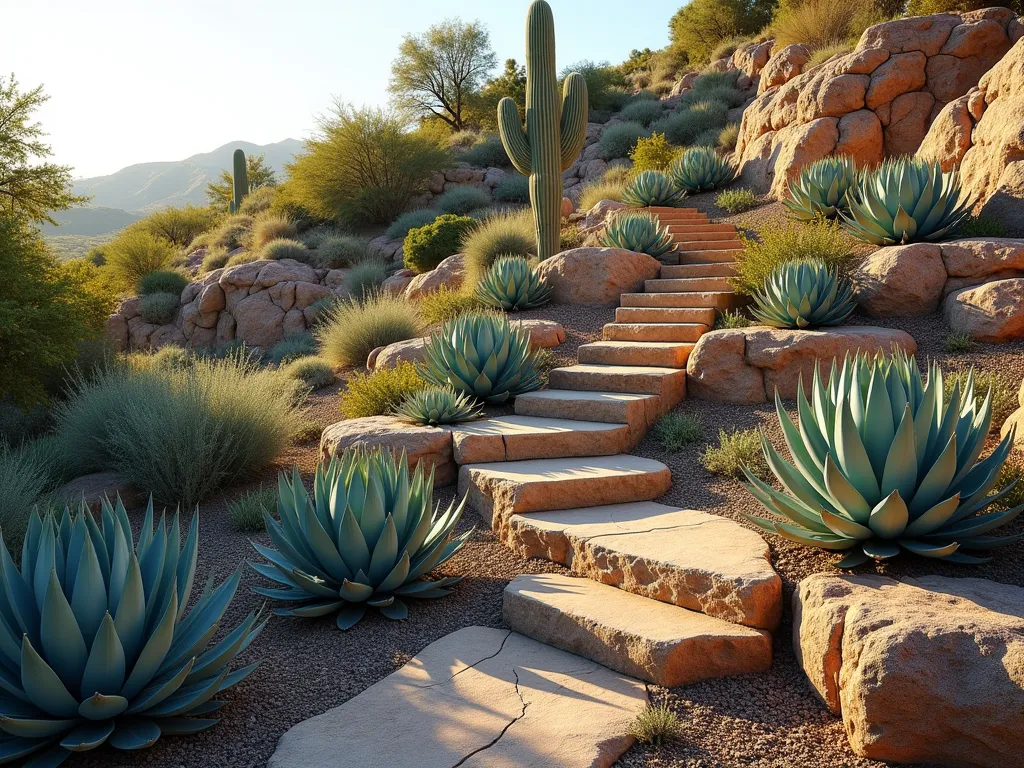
205, 153, 277, 210
0, 74, 88, 225
389, 18, 497, 131
668, 0, 775, 65
464, 59, 526, 131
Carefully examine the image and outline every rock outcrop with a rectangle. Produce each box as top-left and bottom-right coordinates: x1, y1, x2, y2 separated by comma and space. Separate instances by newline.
319, 416, 456, 486
537, 248, 662, 306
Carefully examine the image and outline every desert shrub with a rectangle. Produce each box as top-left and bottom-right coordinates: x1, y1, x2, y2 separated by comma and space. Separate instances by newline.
139, 292, 180, 325
715, 188, 759, 213
237, 185, 277, 216
710, 37, 749, 62
316, 292, 420, 367
654, 102, 729, 146
946, 370, 1018, 431
628, 703, 682, 747
55, 356, 304, 508
691, 128, 724, 148
0, 440, 66, 553
993, 457, 1024, 512
106, 229, 176, 292
719, 123, 741, 151
435, 186, 492, 216
732, 219, 856, 296
138, 269, 188, 297
656, 413, 703, 452
945, 332, 974, 354
771, 0, 880, 50
134, 204, 221, 248
630, 133, 683, 173
562, 60, 629, 110
267, 333, 318, 366
305, 297, 337, 328
577, 180, 626, 211
404, 214, 476, 273
346, 258, 389, 300
147, 346, 194, 371
908, 0, 1022, 14
249, 211, 297, 250
599, 122, 651, 160
315, 234, 369, 268
715, 309, 754, 329
386, 208, 440, 239
339, 362, 428, 419
958, 214, 1008, 238
806, 41, 855, 69
207, 214, 254, 251
298, 224, 336, 249
459, 133, 510, 167
700, 427, 767, 479
258, 237, 309, 262
283, 355, 337, 390
463, 210, 536, 287
690, 71, 740, 91
619, 99, 664, 127
285, 104, 450, 228
200, 247, 230, 273
417, 287, 484, 325
493, 173, 530, 203
680, 85, 745, 110
228, 485, 276, 533
225, 250, 258, 268
560, 224, 586, 250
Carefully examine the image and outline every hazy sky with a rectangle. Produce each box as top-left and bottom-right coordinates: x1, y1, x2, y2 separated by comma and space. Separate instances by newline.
10, 0, 679, 179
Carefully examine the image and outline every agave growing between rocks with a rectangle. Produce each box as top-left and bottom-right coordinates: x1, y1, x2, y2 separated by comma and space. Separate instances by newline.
0, 497, 264, 766
751, 260, 856, 329
600, 211, 675, 258
841, 157, 972, 245
621, 170, 685, 208
743, 351, 1023, 567
669, 147, 735, 192
476, 256, 552, 311
250, 449, 470, 629
420, 312, 543, 403
394, 385, 484, 426
783, 155, 857, 221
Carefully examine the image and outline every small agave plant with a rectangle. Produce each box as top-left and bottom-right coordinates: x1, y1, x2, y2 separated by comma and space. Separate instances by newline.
420, 312, 543, 403
669, 147, 735, 192
0, 497, 264, 766
743, 351, 1023, 567
621, 170, 685, 208
841, 157, 972, 245
784, 155, 858, 221
476, 256, 552, 311
601, 211, 675, 259
250, 449, 471, 629
394, 385, 484, 426
751, 259, 856, 329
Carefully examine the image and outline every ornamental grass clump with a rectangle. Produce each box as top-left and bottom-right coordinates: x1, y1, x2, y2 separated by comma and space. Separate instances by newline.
751, 260, 856, 329
249, 448, 472, 629
316, 292, 420, 368
621, 170, 684, 208
784, 155, 857, 222
475, 256, 552, 311
601, 211, 675, 258
0, 496, 265, 765
743, 352, 1024, 567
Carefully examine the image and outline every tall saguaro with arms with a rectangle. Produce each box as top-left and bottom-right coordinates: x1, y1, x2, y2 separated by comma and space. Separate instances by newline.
498, 0, 587, 261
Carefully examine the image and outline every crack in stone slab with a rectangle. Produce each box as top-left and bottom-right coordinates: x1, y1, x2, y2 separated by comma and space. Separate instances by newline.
450, 667, 529, 768
581, 523, 696, 542
416, 629, 514, 690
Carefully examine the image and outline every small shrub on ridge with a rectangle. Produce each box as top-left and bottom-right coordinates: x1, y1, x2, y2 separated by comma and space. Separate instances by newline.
577, 180, 626, 212
628, 703, 682, 747
404, 214, 476, 273
701, 427, 768, 479
106, 229, 176, 292
339, 362, 428, 419
228, 485, 276, 533
656, 413, 703, 452
493, 173, 530, 203
315, 234, 369, 268
435, 186, 492, 216
619, 99, 664, 127
417, 287, 484, 326
250, 212, 297, 250
201, 247, 231, 273
630, 133, 682, 173
715, 309, 753, 329
715, 188, 759, 214
463, 210, 536, 287
732, 219, 856, 296
459, 134, 510, 168
258, 238, 309, 262
267, 333, 318, 366
283, 355, 337, 390
599, 122, 651, 160
346, 259, 389, 300
140, 292, 180, 325
316, 292, 420, 368
386, 208, 439, 240
138, 269, 188, 297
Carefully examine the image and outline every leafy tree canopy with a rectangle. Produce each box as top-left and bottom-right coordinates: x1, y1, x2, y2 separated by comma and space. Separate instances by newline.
669, 0, 775, 65
205, 153, 277, 210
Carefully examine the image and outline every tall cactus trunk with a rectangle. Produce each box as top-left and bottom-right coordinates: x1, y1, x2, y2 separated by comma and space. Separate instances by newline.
230, 149, 249, 214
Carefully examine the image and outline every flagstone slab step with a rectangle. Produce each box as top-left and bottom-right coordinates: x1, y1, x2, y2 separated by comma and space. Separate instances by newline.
620, 291, 738, 310
503, 575, 773, 687
504, 502, 783, 630
665, 223, 736, 233
646, 277, 734, 293
451, 415, 634, 464
267, 626, 647, 768
549, 364, 687, 401
670, 232, 742, 243
660, 262, 738, 278
615, 306, 717, 324
602, 322, 708, 343
459, 454, 672, 529
514, 389, 663, 428
578, 340, 694, 368
671, 239, 743, 251
678, 249, 746, 263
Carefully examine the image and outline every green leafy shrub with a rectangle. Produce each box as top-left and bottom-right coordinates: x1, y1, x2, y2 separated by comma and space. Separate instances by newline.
339, 362, 428, 418
459, 133, 510, 167
346, 258, 389, 300
134, 203, 222, 248
106, 229, 176, 292
577, 180, 626, 212
417, 287, 484, 325
267, 333, 318, 366
957, 214, 1008, 238
621, 170, 685, 207
435, 186, 492, 216
463, 210, 535, 287
138, 269, 188, 296
670, 147, 736, 192
701, 427, 767, 479
258, 237, 309, 262
732, 219, 855, 296
395, 385, 483, 426
653, 101, 729, 146
315, 234, 369, 268
719, 123, 741, 151
493, 173, 530, 203
945, 332, 974, 354
201, 246, 231, 272
630, 132, 683, 173
715, 309, 753, 329
656, 413, 703, 452
283, 355, 337, 390
139, 291, 180, 325
562, 60, 629, 110
601, 211, 675, 257
784, 155, 857, 221
207, 213, 253, 251
599, 122, 651, 160
751, 259, 856, 329
628, 703, 682, 747
715, 188, 759, 213
476, 256, 553, 310
619, 99, 665, 127
317, 292, 420, 367
55, 355, 304, 507
404, 213, 476, 273
386, 208, 440, 239
229, 484, 276, 532
237, 185, 277, 216
250, 211, 297, 249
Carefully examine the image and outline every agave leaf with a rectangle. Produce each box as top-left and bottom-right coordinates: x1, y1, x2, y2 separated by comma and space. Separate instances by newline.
21, 637, 79, 718
40, 571, 86, 693
867, 491, 909, 539
80, 613, 126, 700
108, 718, 161, 750
904, 494, 961, 537
898, 539, 959, 558
125, 659, 194, 715
60, 720, 114, 752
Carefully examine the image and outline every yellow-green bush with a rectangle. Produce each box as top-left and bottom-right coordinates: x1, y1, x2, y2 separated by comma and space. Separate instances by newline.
417, 287, 484, 326
732, 219, 857, 296
316, 292, 421, 367
630, 133, 682, 173
339, 362, 428, 419
403, 214, 476, 273
249, 211, 297, 250
462, 210, 535, 287
105, 229, 177, 292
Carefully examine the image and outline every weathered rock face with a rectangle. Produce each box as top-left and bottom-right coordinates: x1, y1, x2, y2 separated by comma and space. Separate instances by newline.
944, 277, 1024, 341
737, 9, 1021, 197
686, 326, 917, 403
794, 573, 1024, 767
1003, 377, 1024, 451
537, 248, 662, 306
579, 200, 628, 233
319, 416, 456, 486
404, 253, 466, 300
759, 44, 810, 94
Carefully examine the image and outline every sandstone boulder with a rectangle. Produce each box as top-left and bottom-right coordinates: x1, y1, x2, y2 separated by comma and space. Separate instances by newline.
233, 290, 286, 348
405, 253, 466, 300
760, 45, 810, 93
943, 277, 1024, 341
515, 318, 565, 348
537, 248, 662, 306
105, 314, 128, 351
319, 416, 455, 486
369, 337, 426, 371
580, 200, 627, 232
855, 242, 948, 315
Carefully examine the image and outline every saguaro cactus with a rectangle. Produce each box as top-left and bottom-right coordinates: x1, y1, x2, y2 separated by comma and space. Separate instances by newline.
498, 0, 587, 260
230, 148, 249, 213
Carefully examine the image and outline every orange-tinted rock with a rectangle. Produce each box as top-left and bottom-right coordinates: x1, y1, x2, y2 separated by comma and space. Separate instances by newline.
943, 277, 1024, 341
855, 243, 947, 316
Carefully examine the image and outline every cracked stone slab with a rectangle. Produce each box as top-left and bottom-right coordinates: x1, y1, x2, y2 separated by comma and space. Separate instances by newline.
451, 415, 634, 464
268, 626, 647, 768
505, 502, 782, 630
504, 574, 772, 687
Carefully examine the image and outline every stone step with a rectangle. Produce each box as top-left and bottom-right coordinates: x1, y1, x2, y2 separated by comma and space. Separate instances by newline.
678, 248, 746, 263
548, 364, 687, 401
602, 322, 708, 343
615, 306, 717, 324
664, 223, 736, 233
621, 291, 738, 310
577, 341, 694, 368
660, 262, 738, 279
451, 415, 634, 464
513, 389, 663, 428
646, 276, 734, 293
669, 231, 741, 242
646, 206, 701, 214
505, 502, 783, 630
670, 239, 744, 251
504, 575, 773, 688
266, 626, 647, 768
459, 454, 673, 528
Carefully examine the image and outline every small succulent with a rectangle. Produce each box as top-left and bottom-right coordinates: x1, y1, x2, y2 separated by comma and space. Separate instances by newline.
621, 170, 685, 208
784, 155, 857, 221
420, 312, 543, 403
743, 351, 1023, 567
0, 497, 264, 765
601, 211, 676, 258
669, 147, 735, 192
475, 255, 552, 311
751, 259, 856, 329
841, 157, 972, 245
250, 449, 471, 629
394, 386, 484, 426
